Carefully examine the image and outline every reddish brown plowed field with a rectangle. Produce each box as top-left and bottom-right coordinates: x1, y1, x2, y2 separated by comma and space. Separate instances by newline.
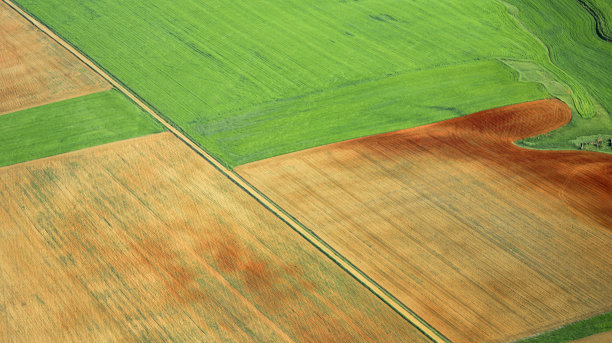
0, 132, 429, 342
0, 2, 109, 115
237, 99, 612, 343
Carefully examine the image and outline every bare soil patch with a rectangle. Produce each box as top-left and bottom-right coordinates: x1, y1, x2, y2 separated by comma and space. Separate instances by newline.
0, 2, 109, 115
0, 132, 428, 342
237, 99, 612, 343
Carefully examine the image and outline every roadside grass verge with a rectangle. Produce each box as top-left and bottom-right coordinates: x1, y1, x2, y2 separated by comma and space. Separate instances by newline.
0, 90, 164, 167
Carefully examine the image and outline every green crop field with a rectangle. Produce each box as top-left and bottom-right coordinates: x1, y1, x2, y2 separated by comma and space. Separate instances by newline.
203, 60, 549, 165
503, 0, 612, 151
14, 0, 611, 167
0, 90, 164, 167
582, 0, 612, 40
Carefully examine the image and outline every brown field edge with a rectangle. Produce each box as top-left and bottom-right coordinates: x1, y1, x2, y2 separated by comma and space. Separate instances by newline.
0, 1, 110, 115
237, 99, 612, 342
1, 132, 434, 342
1, 0, 448, 341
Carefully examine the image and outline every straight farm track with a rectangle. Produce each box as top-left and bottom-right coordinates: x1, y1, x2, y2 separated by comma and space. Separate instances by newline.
237, 99, 612, 343
1, 2, 447, 340
0, 133, 431, 342
0, 2, 109, 115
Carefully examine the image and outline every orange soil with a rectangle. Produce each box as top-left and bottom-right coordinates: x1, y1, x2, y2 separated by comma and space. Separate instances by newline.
0, 132, 429, 343
237, 99, 612, 343
0, 2, 109, 115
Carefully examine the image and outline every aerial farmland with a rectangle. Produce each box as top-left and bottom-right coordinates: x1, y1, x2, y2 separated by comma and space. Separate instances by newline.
0, 0, 610, 342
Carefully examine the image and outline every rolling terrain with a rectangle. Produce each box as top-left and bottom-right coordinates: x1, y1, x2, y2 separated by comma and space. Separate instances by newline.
237, 100, 612, 342
0, 133, 430, 342
504, 0, 612, 151
0, 1, 109, 115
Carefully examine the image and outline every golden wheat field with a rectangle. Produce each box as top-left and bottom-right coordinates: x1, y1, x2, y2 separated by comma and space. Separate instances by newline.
237, 100, 612, 343
0, 2, 109, 115
0, 132, 430, 342
571, 330, 612, 343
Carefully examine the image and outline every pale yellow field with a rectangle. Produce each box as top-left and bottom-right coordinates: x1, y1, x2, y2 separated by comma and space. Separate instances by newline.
0, 2, 109, 115
0, 132, 430, 342
571, 331, 612, 343
237, 100, 612, 343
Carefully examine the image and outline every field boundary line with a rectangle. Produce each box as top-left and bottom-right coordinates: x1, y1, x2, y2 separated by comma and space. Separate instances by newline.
3, 1, 449, 341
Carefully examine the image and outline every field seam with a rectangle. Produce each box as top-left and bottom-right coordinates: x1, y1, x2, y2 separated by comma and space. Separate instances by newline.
2, 1, 448, 341
0, 87, 112, 117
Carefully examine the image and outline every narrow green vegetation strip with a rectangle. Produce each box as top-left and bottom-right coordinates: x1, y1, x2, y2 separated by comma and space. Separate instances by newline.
519, 312, 612, 343
0, 90, 164, 167
201, 60, 548, 165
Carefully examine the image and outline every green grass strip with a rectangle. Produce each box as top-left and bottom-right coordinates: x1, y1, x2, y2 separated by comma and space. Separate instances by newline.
0, 90, 164, 167
199, 60, 549, 166
519, 312, 612, 343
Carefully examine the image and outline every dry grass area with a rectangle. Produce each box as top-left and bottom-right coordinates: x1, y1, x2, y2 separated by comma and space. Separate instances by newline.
0, 132, 429, 342
0, 2, 109, 115
237, 99, 612, 343
572, 331, 612, 342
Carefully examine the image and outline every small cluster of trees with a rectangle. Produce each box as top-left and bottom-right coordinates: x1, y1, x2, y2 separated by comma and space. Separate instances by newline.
573, 135, 612, 151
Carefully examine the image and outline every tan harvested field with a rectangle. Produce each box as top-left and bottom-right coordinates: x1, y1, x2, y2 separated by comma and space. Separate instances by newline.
0, 132, 430, 342
0, 2, 109, 115
237, 99, 612, 343
571, 331, 612, 343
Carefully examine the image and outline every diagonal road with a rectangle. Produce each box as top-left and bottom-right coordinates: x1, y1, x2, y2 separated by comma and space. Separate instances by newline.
2, 1, 450, 341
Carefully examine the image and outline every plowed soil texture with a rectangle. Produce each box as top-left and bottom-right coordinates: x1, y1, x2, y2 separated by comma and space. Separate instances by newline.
0, 132, 430, 343
237, 99, 612, 343
0, 2, 109, 115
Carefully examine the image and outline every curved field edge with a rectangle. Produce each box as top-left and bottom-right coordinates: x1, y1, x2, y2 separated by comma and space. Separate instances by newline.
209, 60, 549, 166
0, 90, 164, 167
576, 0, 612, 41
236, 99, 612, 342
517, 311, 612, 343
502, 0, 611, 120
10, 0, 608, 168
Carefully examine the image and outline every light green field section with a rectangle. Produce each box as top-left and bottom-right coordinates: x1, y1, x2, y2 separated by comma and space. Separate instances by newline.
14, 0, 610, 166
502, 60, 611, 152
504, 0, 611, 117
501, 0, 612, 151
0, 90, 164, 167
203, 60, 549, 165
